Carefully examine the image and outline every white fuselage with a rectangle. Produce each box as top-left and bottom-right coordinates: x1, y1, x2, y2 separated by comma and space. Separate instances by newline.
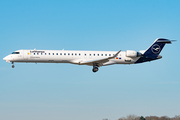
3, 49, 140, 66
3, 38, 172, 72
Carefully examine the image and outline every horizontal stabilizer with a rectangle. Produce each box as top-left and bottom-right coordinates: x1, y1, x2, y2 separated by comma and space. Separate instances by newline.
157, 38, 171, 44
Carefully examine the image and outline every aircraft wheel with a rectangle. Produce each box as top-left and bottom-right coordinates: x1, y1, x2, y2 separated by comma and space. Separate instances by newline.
92, 67, 98, 72
12, 65, 15, 68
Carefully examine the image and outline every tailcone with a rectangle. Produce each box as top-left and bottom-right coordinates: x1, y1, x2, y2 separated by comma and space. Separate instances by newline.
157, 55, 162, 59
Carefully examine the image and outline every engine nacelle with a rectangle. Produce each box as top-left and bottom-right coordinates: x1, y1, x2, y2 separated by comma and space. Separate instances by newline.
126, 50, 142, 57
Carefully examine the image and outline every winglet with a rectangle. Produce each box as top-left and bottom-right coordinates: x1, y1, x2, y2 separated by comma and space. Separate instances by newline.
109, 50, 121, 59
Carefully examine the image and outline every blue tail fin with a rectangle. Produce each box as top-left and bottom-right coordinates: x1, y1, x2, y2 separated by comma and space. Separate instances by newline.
143, 38, 171, 58
135, 38, 171, 63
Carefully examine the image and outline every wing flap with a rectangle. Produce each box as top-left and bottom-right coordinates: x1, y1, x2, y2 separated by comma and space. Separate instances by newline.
80, 58, 109, 65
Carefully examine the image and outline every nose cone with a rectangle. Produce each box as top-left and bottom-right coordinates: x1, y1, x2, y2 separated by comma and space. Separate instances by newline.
3, 55, 11, 63
3, 56, 7, 61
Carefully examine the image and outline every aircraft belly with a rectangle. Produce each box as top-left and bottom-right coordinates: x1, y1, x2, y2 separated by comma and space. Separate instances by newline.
13, 56, 71, 63
110, 57, 139, 64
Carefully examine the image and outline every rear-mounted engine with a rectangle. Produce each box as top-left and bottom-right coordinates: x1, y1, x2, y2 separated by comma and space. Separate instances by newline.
126, 50, 142, 57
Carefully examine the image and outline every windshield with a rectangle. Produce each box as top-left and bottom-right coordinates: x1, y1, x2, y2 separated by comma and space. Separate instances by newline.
11, 52, 20, 54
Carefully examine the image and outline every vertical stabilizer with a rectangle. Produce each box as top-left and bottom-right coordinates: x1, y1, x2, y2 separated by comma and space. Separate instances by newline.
135, 38, 171, 63
143, 38, 171, 58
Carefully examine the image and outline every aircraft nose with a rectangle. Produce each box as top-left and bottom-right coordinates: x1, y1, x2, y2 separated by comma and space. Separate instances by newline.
3, 55, 11, 63
3, 56, 7, 61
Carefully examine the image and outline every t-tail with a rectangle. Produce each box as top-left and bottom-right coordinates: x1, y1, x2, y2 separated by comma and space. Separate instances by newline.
135, 38, 172, 63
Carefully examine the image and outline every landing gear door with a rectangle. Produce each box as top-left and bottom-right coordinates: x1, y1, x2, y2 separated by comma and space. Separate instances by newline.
23, 50, 29, 60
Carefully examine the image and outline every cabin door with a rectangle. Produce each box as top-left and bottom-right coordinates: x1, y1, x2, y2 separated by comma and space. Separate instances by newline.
23, 50, 29, 60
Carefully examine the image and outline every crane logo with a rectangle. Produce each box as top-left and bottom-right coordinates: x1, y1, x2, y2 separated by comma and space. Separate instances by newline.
151, 44, 161, 54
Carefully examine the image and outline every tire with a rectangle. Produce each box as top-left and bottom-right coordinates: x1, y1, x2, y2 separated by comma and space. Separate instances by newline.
92, 67, 98, 72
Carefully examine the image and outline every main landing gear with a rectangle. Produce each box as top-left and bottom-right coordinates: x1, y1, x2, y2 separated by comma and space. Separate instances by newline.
92, 66, 99, 73
12, 62, 15, 68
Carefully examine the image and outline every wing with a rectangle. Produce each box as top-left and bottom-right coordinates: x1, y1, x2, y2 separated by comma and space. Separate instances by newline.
79, 50, 121, 66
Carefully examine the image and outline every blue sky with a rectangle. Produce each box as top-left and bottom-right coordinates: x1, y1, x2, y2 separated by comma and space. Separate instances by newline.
0, 0, 180, 120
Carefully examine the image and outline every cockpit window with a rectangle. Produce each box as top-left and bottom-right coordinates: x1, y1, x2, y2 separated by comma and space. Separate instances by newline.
11, 52, 20, 54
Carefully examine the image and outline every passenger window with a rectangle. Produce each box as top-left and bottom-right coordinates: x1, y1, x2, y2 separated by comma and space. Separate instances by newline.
45, 53, 46, 55
56, 53, 58, 55
109, 54, 111, 56
105, 54, 107, 56
89, 54, 91, 56
97, 54, 99, 56
75, 53, 77, 56
60, 53, 62, 55
101, 54, 103, 56
64, 53, 66, 55
37, 53, 39, 55
34, 53, 35, 55
85, 54, 86, 56
72, 53, 73, 55
52, 53, 54, 55
79, 53, 81, 56
94, 54, 95, 56
49, 53, 50, 55
68, 53, 70, 55
41, 53, 43, 55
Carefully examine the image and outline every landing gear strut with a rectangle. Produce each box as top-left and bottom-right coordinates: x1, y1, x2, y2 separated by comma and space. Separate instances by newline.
12, 62, 15, 68
92, 66, 99, 72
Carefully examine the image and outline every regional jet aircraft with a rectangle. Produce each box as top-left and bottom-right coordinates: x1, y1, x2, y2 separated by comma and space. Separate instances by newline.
3, 38, 174, 72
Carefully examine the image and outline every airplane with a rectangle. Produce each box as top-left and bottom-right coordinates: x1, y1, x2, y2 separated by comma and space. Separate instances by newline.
3, 38, 174, 72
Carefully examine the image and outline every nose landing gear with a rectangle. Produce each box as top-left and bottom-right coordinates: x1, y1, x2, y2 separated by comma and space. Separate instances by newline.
12, 62, 15, 68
